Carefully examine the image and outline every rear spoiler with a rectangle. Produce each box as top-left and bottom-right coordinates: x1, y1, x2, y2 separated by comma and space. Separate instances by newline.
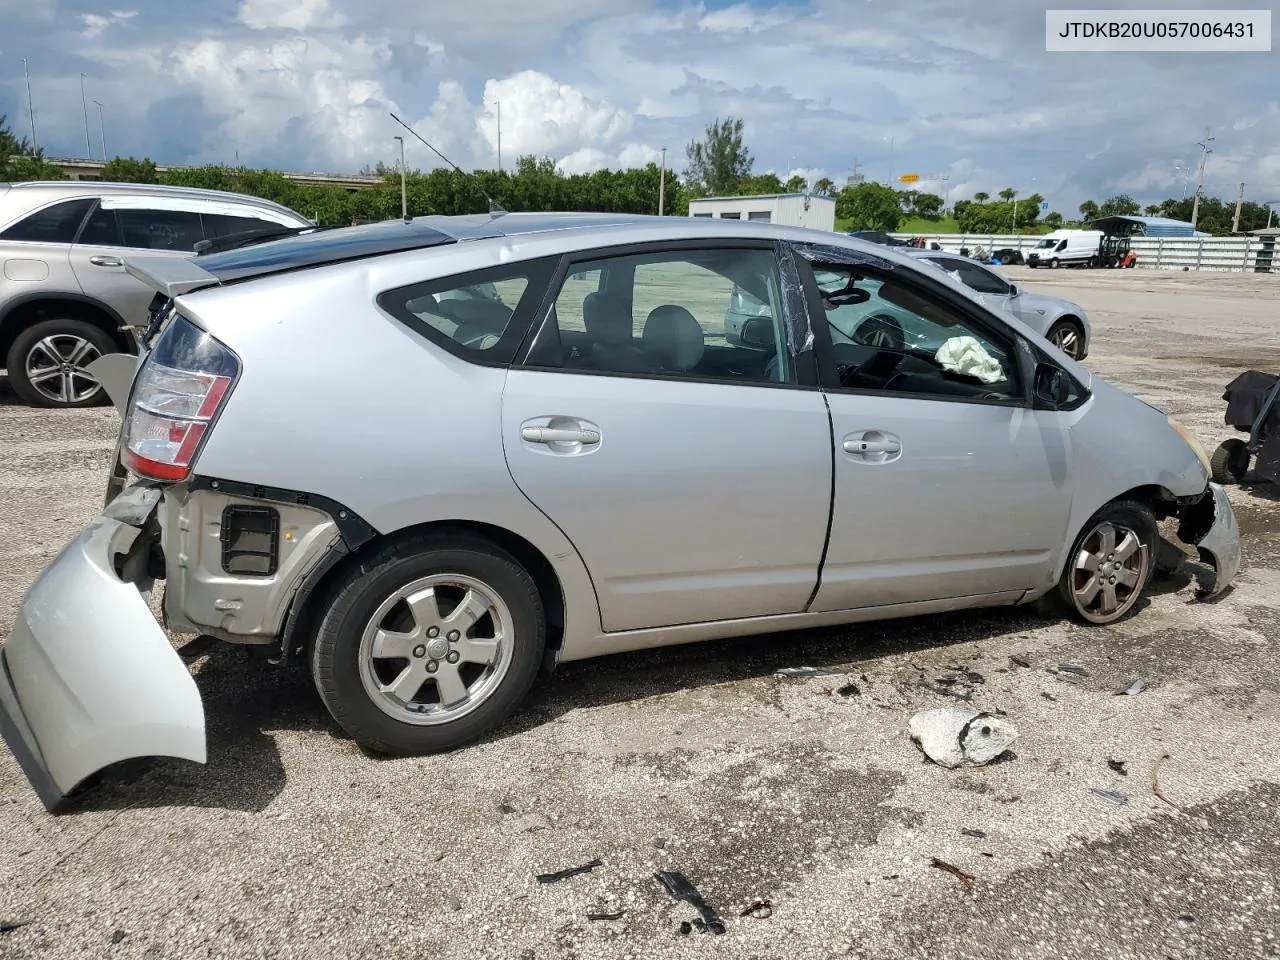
124, 256, 223, 299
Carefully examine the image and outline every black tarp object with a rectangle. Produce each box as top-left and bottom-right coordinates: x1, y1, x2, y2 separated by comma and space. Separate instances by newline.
1223, 370, 1280, 482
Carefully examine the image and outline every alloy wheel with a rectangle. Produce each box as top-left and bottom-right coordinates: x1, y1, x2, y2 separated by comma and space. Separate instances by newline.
1069, 521, 1150, 624
357, 573, 514, 725
24, 334, 103, 405
1050, 325, 1082, 360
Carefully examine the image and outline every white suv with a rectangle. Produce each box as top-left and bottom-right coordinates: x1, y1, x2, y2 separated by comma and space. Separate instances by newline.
0, 181, 311, 408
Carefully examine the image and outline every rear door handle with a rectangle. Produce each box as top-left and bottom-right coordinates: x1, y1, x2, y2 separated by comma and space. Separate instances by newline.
89, 255, 122, 267
843, 430, 902, 463
844, 438, 900, 454
521, 426, 601, 445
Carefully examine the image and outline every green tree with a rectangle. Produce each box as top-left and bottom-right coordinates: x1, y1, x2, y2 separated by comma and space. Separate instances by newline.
100, 157, 160, 183
998, 187, 1016, 202
738, 172, 784, 195
1098, 193, 1140, 217
973, 191, 990, 203
911, 192, 944, 218
683, 116, 753, 196
837, 182, 902, 231
784, 174, 808, 193
813, 177, 835, 196
1144, 204, 1162, 216
1044, 211, 1064, 229
1078, 199, 1100, 220
0, 114, 65, 182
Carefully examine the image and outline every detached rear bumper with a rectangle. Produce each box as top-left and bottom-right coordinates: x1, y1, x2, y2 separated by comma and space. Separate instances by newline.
1178, 482, 1242, 598
0, 486, 205, 812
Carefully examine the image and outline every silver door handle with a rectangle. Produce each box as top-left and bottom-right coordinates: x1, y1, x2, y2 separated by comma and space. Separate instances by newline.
844, 438, 900, 454
89, 255, 122, 267
521, 426, 601, 445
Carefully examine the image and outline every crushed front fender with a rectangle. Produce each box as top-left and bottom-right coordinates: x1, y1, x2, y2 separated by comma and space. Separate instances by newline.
0, 487, 205, 812
1177, 482, 1243, 599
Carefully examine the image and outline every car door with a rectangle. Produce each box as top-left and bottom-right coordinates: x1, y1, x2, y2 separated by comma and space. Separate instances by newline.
792, 243, 1074, 611
69, 198, 205, 328
500, 239, 833, 633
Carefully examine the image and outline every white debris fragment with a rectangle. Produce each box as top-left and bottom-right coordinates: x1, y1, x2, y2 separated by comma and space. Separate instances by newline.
908, 708, 1019, 768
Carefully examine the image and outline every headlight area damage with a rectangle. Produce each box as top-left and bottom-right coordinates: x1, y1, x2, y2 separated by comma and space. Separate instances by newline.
0, 485, 204, 812
1169, 482, 1242, 599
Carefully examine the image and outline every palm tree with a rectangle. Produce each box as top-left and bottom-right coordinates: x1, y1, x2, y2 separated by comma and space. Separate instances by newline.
998, 187, 1016, 202
973, 191, 990, 203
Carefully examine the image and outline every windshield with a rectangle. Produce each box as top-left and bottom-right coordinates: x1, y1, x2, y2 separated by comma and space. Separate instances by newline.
1034, 239, 1056, 248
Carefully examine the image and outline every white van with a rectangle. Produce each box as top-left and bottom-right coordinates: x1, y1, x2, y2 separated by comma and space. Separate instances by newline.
1027, 230, 1103, 268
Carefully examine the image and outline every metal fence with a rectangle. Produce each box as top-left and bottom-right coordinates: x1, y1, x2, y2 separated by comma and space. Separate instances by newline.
889, 233, 1279, 274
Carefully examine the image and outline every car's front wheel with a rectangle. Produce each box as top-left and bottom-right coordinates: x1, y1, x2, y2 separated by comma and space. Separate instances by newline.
311, 532, 545, 754
1048, 500, 1157, 625
7, 317, 115, 408
1046, 319, 1086, 360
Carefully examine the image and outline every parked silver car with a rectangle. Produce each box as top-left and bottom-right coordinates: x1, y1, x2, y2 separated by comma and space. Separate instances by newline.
0, 213, 1240, 810
906, 250, 1091, 360
0, 180, 311, 408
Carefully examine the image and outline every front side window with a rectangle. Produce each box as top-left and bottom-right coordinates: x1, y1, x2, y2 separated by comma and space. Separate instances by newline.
530, 246, 793, 385
117, 208, 205, 251
378, 259, 555, 363
808, 261, 1019, 403
202, 212, 292, 238
930, 257, 1010, 295
0, 198, 93, 243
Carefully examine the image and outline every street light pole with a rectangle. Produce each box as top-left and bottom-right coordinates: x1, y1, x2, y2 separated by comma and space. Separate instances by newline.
394, 135, 407, 220
92, 100, 106, 160
80, 74, 91, 159
658, 146, 667, 216
1191, 128, 1215, 229
22, 59, 37, 149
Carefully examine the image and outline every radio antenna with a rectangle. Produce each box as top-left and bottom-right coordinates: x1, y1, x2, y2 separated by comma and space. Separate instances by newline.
389, 111, 506, 216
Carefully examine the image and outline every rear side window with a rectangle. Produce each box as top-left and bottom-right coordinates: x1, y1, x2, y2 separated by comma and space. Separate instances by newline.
378, 258, 558, 365
202, 212, 290, 238
0, 198, 93, 243
118, 208, 205, 251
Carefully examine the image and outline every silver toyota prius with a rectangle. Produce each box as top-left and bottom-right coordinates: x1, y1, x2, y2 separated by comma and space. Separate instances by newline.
0, 212, 1241, 811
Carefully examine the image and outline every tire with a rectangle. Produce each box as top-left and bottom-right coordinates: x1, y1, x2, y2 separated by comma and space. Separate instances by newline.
1210, 438, 1251, 484
852, 313, 905, 350
1046, 319, 1086, 361
311, 532, 546, 754
1049, 500, 1158, 626
7, 317, 115, 409
1050, 258, 1061, 269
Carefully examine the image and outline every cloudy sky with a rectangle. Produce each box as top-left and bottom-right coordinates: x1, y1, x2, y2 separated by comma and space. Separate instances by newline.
1, 0, 1276, 213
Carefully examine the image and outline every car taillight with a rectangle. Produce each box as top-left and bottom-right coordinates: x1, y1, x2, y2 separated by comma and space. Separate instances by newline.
122, 315, 239, 483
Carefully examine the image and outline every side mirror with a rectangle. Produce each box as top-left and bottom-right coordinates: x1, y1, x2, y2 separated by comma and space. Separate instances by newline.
1033, 362, 1072, 408
1007, 284, 1019, 297
739, 316, 776, 350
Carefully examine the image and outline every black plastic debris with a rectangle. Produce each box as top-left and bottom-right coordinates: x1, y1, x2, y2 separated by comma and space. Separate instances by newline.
1040, 691, 1057, 702
1090, 787, 1130, 806
1114, 679, 1147, 696
536, 859, 603, 884
836, 683, 861, 698
444, 895, 462, 912
740, 900, 773, 919
1107, 759, 1129, 776
1, 920, 31, 934
1053, 664, 1089, 683
775, 666, 842, 678
653, 837, 669, 850
1009, 654, 1032, 669
587, 910, 625, 921
654, 871, 726, 934
918, 679, 974, 703
111, 930, 127, 945
960, 828, 988, 839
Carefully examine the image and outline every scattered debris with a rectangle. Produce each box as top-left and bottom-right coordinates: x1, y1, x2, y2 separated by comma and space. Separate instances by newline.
444, 895, 463, 912
536, 859, 603, 884
1152, 752, 1179, 809
1040, 691, 1057, 702
1107, 759, 1129, 777
1053, 664, 1089, 682
960, 828, 988, 839
1115, 679, 1147, 696
908, 708, 1019, 768
587, 910, 626, 922
775, 666, 842, 677
497, 802, 517, 814
919, 679, 974, 703
0, 797, 17, 805
1009, 654, 1032, 669
654, 871, 726, 935
1089, 787, 1130, 806
739, 900, 773, 919
111, 930, 128, 945
1, 920, 31, 934
653, 837, 669, 850
929, 858, 975, 890
836, 682, 861, 698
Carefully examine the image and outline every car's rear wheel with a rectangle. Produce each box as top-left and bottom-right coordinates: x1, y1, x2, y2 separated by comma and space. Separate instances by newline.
311, 532, 545, 754
1210, 438, 1251, 484
7, 318, 115, 409
1046, 319, 1085, 360
1047, 501, 1157, 625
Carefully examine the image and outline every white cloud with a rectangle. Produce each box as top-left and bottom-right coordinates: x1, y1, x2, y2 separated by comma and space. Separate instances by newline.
237, 0, 346, 31
80, 9, 134, 36
557, 147, 612, 175
478, 71, 631, 160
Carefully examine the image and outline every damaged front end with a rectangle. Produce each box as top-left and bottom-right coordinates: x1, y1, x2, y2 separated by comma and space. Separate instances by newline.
0, 485, 205, 812
1174, 482, 1242, 598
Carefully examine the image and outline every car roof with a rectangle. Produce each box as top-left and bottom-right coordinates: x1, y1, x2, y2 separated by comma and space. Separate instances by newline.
0, 180, 303, 216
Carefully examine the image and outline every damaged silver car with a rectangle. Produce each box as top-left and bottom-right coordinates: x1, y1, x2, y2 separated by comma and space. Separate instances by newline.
0, 213, 1241, 811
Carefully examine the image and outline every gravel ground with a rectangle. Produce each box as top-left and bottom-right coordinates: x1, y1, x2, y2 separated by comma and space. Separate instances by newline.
2, 267, 1279, 960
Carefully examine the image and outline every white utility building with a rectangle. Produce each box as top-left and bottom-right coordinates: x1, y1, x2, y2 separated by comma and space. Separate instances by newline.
688, 192, 836, 232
